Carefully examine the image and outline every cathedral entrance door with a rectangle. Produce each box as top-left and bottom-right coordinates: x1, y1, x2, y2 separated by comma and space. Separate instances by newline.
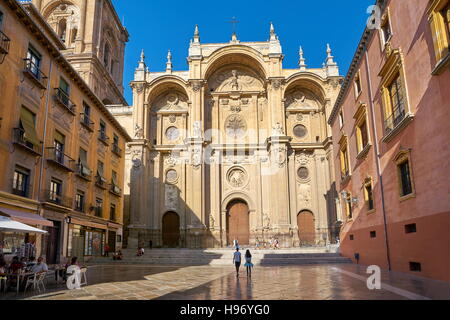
227, 200, 250, 246
162, 211, 180, 248
297, 210, 315, 246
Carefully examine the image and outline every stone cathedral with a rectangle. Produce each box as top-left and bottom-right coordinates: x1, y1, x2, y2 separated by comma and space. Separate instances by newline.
111, 25, 343, 249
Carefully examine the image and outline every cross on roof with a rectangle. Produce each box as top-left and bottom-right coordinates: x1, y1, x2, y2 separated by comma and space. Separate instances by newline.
229, 16, 239, 34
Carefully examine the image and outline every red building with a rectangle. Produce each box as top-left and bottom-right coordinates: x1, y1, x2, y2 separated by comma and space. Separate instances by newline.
329, 0, 450, 282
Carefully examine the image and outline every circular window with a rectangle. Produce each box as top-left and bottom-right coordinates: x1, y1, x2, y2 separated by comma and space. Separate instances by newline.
297, 167, 309, 180
166, 169, 178, 183
165, 126, 180, 141
293, 124, 308, 138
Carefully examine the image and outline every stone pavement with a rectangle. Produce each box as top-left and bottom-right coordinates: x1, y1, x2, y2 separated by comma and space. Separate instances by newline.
2, 264, 449, 300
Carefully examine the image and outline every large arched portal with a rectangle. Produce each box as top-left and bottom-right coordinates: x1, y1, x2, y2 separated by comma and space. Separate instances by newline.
162, 211, 180, 248
297, 210, 315, 246
226, 199, 250, 246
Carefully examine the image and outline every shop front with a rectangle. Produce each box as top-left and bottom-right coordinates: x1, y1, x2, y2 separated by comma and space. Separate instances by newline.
0, 206, 53, 261
67, 218, 107, 261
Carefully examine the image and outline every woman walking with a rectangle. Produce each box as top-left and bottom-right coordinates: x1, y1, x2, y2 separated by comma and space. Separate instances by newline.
244, 250, 254, 278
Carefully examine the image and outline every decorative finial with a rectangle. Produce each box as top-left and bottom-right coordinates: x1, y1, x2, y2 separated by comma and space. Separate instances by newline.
166, 49, 172, 73
326, 43, 336, 66
231, 32, 238, 42
298, 46, 306, 70
269, 22, 277, 41
137, 49, 146, 70
193, 24, 200, 43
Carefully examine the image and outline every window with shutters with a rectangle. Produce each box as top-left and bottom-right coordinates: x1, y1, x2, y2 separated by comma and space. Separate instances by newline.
394, 150, 415, 201
428, 0, 450, 74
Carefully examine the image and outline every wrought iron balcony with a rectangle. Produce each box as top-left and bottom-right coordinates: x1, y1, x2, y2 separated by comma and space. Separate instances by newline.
384, 106, 406, 134
43, 189, 73, 208
75, 163, 92, 181
95, 175, 108, 189
0, 30, 11, 63
111, 143, 122, 157
80, 113, 94, 131
23, 58, 48, 89
12, 128, 42, 155
109, 184, 122, 196
54, 88, 76, 115
98, 131, 109, 145
46, 147, 75, 172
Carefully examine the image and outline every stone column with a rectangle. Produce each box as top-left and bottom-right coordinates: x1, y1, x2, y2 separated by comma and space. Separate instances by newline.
75, 0, 87, 53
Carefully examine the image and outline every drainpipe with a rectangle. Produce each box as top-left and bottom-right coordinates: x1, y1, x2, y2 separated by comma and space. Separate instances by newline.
37, 59, 53, 205
364, 50, 391, 271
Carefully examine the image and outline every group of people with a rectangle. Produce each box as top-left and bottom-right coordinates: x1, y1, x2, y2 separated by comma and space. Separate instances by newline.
0, 255, 49, 292
0, 255, 48, 274
255, 237, 280, 250
232, 248, 254, 278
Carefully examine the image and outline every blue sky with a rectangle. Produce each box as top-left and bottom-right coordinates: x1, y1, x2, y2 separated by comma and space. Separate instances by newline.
112, 0, 374, 104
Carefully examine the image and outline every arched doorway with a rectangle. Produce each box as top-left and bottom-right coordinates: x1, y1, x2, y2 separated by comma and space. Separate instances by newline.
226, 200, 249, 246
162, 211, 180, 247
297, 210, 315, 246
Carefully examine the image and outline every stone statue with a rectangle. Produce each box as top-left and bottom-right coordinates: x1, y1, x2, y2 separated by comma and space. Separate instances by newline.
272, 122, 284, 136
193, 121, 202, 138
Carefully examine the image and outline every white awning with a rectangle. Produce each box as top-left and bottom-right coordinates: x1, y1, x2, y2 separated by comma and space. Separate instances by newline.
0, 216, 48, 234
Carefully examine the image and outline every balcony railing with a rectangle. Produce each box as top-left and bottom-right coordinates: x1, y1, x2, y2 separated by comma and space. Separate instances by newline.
384, 106, 406, 134
0, 30, 11, 61
43, 190, 73, 208
23, 58, 47, 89
111, 143, 122, 157
54, 88, 76, 115
75, 163, 92, 181
46, 147, 75, 172
98, 131, 109, 145
12, 128, 42, 155
95, 175, 107, 189
110, 184, 122, 196
80, 113, 94, 131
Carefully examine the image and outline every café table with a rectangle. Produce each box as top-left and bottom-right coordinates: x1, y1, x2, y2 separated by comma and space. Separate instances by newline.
6, 271, 35, 295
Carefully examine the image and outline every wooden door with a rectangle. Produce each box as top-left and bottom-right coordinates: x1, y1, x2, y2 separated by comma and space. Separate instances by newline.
108, 231, 116, 253
162, 212, 180, 247
297, 211, 315, 246
227, 201, 249, 246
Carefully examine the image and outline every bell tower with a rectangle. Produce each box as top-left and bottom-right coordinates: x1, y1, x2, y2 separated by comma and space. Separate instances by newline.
32, 0, 129, 105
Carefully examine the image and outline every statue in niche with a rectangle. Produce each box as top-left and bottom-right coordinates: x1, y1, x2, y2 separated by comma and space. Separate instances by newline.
231, 70, 239, 91
193, 121, 202, 138
209, 215, 215, 229
272, 122, 284, 136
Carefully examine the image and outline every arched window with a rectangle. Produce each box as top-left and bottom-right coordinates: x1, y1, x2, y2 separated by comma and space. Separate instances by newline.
58, 19, 67, 43
103, 43, 110, 68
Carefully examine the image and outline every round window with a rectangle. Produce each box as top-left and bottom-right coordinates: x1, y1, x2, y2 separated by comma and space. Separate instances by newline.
293, 124, 308, 138
166, 169, 178, 183
165, 126, 180, 141
297, 167, 309, 180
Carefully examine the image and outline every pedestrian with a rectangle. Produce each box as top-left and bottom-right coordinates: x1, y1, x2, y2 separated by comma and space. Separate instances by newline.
232, 247, 242, 278
149, 240, 153, 250
244, 250, 254, 278
105, 244, 110, 257
233, 238, 239, 250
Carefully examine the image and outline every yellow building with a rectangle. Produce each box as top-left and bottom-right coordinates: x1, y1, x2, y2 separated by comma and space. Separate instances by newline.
0, 0, 131, 263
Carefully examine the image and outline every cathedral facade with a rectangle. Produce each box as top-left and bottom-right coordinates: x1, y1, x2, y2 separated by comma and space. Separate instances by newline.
111, 25, 344, 249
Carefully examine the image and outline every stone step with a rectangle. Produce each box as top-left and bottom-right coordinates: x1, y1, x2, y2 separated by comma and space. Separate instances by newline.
88, 248, 351, 266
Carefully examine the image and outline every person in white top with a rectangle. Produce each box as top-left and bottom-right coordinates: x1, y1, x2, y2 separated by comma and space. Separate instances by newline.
232, 248, 242, 278
31, 257, 48, 274
233, 239, 239, 250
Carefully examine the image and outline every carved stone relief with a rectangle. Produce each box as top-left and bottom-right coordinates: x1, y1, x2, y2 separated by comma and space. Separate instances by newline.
225, 114, 247, 139
227, 167, 248, 188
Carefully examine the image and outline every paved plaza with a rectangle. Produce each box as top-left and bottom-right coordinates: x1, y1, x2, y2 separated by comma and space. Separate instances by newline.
1, 264, 449, 300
